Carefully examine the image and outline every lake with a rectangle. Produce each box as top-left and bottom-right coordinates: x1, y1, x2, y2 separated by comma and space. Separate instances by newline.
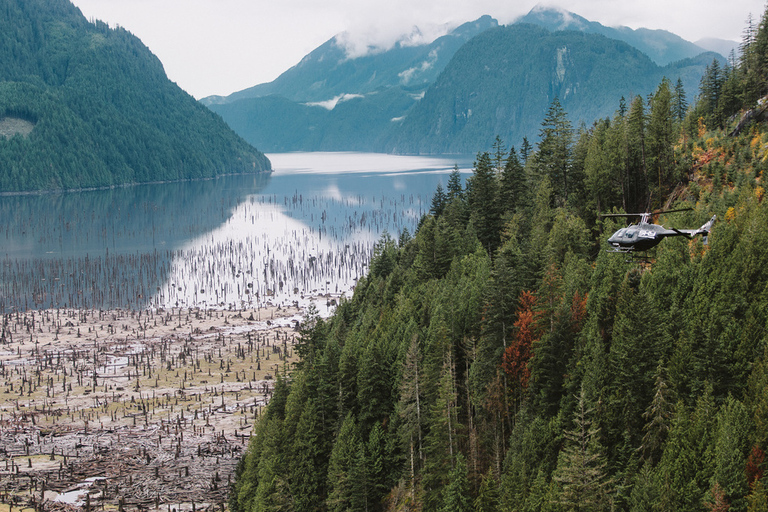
0, 152, 473, 313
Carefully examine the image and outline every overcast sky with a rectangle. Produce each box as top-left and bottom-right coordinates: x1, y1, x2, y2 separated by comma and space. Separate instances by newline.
70, 0, 766, 99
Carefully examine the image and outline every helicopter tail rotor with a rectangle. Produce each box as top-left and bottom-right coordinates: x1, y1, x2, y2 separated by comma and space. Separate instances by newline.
696, 215, 717, 236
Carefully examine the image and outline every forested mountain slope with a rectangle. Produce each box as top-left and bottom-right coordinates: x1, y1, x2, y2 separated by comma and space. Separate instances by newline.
384, 23, 719, 154
207, 10, 717, 154
230, 6, 768, 512
0, 0, 270, 193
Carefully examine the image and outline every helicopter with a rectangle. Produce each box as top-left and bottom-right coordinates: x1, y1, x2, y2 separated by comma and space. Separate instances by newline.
601, 208, 716, 254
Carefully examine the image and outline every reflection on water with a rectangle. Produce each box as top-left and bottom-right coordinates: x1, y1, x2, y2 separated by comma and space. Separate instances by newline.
0, 152, 471, 313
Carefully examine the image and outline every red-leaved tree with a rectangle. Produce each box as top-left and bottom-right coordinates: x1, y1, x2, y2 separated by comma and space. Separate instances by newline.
747, 444, 765, 487
502, 290, 540, 391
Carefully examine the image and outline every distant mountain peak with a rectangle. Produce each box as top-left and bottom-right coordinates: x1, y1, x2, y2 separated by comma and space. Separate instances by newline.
526, 4, 589, 30
518, 5, 714, 65
333, 22, 449, 60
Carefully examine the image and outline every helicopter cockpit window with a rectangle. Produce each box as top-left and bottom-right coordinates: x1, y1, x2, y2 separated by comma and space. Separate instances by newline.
616, 229, 626, 237
626, 231, 635, 239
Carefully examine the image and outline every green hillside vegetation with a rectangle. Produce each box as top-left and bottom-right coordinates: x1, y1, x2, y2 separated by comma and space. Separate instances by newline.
212, 88, 418, 153
0, 0, 270, 193
230, 7, 768, 512
385, 23, 720, 154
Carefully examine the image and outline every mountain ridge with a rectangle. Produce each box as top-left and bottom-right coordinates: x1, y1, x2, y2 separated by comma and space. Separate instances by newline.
0, 0, 270, 193
201, 15, 499, 107
382, 23, 721, 154
517, 5, 720, 65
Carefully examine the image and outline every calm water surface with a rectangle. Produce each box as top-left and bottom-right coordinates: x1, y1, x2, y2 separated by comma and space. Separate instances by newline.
0, 152, 472, 313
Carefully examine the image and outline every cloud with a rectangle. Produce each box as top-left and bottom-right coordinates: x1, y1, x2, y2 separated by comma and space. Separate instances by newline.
398, 49, 439, 84
333, 22, 451, 59
304, 93, 365, 110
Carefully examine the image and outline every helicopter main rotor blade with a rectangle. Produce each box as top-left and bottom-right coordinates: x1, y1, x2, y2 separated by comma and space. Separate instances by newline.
653, 207, 693, 215
598, 207, 693, 218
598, 213, 644, 218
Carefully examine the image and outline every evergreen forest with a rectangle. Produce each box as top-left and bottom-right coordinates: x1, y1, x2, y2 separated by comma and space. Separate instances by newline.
230, 7, 768, 512
0, 0, 270, 193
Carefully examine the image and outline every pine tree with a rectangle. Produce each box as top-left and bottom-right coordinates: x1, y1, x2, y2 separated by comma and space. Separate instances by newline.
432, 183, 449, 217
645, 79, 675, 209
492, 135, 507, 173
447, 165, 464, 201
423, 353, 462, 512
640, 360, 674, 465
501, 290, 538, 395
326, 413, 366, 512
397, 333, 425, 489
537, 97, 574, 206
474, 468, 500, 512
625, 95, 648, 212
441, 453, 472, 512
467, 151, 501, 254
673, 78, 688, 122
520, 136, 533, 165
499, 147, 527, 215
712, 396, 751, 511
366, 421, 392, 511
552, 387, 613, 511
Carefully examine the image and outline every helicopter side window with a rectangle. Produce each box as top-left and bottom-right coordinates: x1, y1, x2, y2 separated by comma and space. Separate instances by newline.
626, 231, 634, 239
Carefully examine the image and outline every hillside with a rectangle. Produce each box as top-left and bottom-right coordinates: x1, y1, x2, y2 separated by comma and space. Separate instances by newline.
0, 0, 270, 193
384, 23, 718, 154
229, 5, 768, 511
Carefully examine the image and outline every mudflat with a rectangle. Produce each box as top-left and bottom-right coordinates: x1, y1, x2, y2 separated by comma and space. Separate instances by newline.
0, 303, 307, 511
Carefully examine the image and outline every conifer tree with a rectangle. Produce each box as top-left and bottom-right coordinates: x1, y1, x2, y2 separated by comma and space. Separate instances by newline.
646, 80, 675, 208
537, 97, 574, 206
432, 183, 449, 217
467, 151, 501, 254
520, 136, 533, 165
441, 453, 472, 512
673, 78, 688, 122
552, 387, 613, 511
397, 333, 425, 487
447, 166, 464, 201
499, 147, 527, 215
474, 468, 500, 512
640, 360, 674, 465
625, 95, 648, 212
326, 413, 366, 512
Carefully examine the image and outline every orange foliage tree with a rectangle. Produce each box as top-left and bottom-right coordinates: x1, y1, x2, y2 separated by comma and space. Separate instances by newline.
502, 290, 540, 391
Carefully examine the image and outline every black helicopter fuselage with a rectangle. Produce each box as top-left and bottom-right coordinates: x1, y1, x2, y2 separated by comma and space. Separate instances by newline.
607, 223, 672, 252
606, 214, 716, 253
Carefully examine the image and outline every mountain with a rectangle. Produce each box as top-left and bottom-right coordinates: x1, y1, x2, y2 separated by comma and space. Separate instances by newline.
517, 5, 716, 65
202, 15, 499, 107
207, 11, 719, 155
203, 16, 499, 152
0, 0, 270, 193
384, 24, 719, 154
695, 37, 740, 57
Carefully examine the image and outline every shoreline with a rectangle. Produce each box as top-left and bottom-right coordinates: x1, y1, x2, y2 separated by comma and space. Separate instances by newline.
0, 302, 312, 511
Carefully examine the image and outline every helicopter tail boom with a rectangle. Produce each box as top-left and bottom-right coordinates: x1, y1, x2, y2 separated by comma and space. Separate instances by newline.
695, 215, 717, 236
670, 214, 716, 238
